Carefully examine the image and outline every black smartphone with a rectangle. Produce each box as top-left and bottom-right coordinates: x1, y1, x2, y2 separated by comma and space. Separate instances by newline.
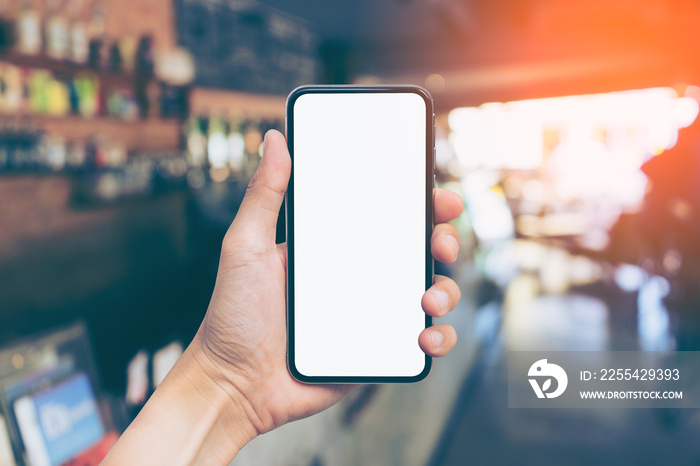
286, 85, 435, 383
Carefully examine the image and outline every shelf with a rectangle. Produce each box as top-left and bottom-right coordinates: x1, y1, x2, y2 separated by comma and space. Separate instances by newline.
189, 87, 286, 120
35, 116, 181, 151
0, 113, 180, 151
0, 52, 147, 88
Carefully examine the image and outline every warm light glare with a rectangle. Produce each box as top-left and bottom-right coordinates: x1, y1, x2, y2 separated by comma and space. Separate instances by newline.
424, 73, 446, 93
447, 87, 698, 238
209, 166, 230, 183
448, 87, 697, 170
673, 97, 699, 129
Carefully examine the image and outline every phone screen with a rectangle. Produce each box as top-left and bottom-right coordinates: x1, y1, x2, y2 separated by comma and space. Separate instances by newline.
287, 87, 434, 382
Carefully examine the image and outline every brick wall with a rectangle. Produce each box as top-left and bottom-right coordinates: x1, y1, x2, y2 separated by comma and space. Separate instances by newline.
0, 175, 188, 327
0, 175, 116, 259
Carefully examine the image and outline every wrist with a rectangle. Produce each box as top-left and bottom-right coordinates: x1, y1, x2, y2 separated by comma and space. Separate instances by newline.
184, 334, 261, 458
104, 334, 259, 465
183, 333, 260, 444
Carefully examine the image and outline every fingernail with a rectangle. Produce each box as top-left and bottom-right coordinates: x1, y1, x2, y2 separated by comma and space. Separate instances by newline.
431, 330, 444, 348
263, 131, 270, 155
432, 289, 449, 312
444, 234, 459, 256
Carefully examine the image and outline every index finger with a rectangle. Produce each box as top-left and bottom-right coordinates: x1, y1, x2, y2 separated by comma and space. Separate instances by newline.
434, 188, 463, 224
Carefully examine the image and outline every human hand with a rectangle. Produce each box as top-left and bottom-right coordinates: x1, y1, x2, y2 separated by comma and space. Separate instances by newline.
104, 129, 463, 465
194, 129, 463, 436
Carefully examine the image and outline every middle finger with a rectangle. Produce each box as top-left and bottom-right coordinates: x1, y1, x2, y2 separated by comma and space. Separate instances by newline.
431, 223, 460, 263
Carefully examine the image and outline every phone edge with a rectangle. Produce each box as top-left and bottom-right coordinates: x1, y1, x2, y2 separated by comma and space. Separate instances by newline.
285, 84, 436, 384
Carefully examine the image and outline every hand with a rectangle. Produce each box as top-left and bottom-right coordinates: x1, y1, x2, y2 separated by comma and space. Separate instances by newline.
104, 129, 464, 465
196, 129, 463, 434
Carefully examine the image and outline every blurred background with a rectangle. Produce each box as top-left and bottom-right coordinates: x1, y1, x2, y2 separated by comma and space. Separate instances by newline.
2, 0, 700, 464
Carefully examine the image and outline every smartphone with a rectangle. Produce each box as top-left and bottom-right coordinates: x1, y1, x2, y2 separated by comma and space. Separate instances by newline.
286, 85, 435, 383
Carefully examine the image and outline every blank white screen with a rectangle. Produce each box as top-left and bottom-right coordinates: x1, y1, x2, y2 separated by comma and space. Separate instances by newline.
292, 91, 428, 378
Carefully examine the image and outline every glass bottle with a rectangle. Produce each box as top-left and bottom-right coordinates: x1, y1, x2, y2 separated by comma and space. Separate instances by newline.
69, 0, 88, 64
227, 117, 245, 175
186, 115, 207, 167
45, 0, 69, 60
15, 0, 41, 55
207, 114, 228, 169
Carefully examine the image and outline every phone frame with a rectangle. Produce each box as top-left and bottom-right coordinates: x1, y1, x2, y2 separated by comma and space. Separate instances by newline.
285, 85, 435, 383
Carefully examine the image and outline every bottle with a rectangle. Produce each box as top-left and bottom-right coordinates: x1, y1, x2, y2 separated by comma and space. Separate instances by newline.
4, 65, 24, 112
0, 124, 8, 171
68, 0, 89, 64
0, 0, 15, 54
207, 115, 228, 169
119, 36, 137, 73
243, 120, 262, 177
185, 116, 207, 167
28, 69, 50, 114
244, 119, 263, 157
143, 80, 161, 119
87, 0, 106, 69
66, 140, 87, 170
0, 64, 7, 111
108, 39, 122, 73
73, 73, 98, 117
227, 117, 245, 174
135, 35, 154, 78
92, 134, 109, 167
11, 116, 39, 170
45, 134, 67, 171
106, 88, 123, 118
68, 76, 80, 114
19, 68, 32, 114
45, 77, 70, 116
15, 0, 41, 55
45, 0, 70, 60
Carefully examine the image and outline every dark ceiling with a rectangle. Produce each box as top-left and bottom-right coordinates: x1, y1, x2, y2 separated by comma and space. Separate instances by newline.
258, 0, 700, 109
256, 0, 457, 43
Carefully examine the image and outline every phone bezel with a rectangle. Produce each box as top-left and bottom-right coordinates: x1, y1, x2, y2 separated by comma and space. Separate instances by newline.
285, 85, 435, 383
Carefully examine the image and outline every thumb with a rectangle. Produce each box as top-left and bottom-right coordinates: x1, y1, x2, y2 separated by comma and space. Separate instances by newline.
229, 130, 291, 244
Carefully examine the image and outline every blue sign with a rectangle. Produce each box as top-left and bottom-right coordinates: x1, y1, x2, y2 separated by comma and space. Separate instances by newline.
31, 373, 105, 465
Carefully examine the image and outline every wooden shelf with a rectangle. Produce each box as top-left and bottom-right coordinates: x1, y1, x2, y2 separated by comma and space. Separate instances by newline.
35, 116, 181, 151
0, 51, 183, 151
0, 113, 180, 151
0, 52, 145, 88
189, 87, 285, 120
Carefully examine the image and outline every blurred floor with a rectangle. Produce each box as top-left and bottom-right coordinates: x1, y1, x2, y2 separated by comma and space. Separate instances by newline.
431, 239, 700, 466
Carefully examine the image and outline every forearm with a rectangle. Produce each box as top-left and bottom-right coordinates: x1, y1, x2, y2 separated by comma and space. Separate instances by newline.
102, 335, 258, 465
